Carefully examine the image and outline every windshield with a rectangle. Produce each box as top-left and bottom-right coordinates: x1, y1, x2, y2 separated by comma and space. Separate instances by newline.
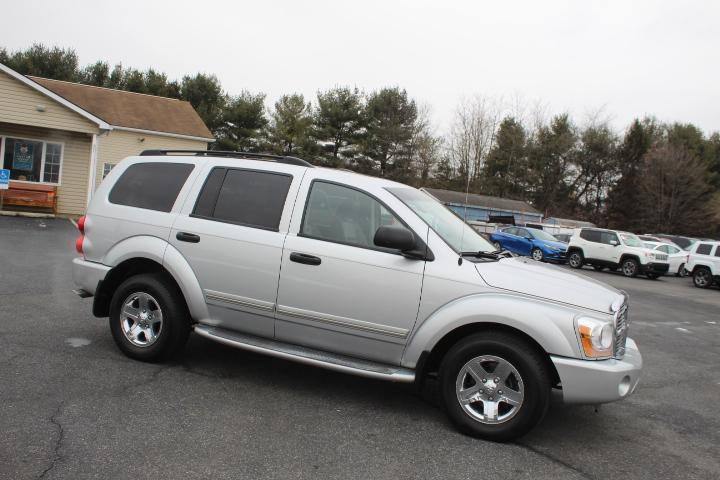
387, 188, 496, 253
526, 228, 558, 242
620, 233, 645, 248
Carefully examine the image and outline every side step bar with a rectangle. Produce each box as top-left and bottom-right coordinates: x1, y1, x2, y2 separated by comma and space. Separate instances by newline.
194, 325, 415, 383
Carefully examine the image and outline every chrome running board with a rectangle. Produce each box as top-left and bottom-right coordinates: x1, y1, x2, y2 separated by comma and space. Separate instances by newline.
194, 324, 415, 383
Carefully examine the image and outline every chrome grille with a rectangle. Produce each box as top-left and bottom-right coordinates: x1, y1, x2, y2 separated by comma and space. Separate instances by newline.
654, 253, 668, 261
614, 304, 629, 359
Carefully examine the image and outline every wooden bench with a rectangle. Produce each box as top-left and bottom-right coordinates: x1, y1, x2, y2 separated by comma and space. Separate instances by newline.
1, 181, 58, 213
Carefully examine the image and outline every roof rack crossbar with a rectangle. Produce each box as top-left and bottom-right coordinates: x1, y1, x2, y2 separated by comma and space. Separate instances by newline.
139, 149, 313, 167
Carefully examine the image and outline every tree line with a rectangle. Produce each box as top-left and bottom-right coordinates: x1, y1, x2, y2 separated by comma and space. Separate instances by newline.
3, 44, 719, 236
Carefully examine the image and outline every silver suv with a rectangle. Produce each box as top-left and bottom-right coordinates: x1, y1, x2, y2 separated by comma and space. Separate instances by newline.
72, 150, 642, 441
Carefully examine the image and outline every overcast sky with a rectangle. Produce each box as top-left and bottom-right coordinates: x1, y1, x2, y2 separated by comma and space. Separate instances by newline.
7, 0, 720, 134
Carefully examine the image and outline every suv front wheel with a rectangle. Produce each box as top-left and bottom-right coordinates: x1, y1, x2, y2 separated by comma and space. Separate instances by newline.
439, 331, 551, 442
621, 258, 639, 277
109, 273, 191, 362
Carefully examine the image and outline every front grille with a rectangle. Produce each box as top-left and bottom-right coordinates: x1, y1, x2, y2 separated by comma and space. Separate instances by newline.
614, 304, 629, 359
654, 253, 668, 261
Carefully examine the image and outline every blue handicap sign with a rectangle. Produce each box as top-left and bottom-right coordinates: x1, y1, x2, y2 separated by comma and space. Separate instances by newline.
0, 169, 10, 188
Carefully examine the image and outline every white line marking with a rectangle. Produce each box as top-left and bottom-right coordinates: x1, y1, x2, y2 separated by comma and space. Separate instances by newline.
69, 218, 78, 228
706, 321, 717, 325
675, 327, 691, 333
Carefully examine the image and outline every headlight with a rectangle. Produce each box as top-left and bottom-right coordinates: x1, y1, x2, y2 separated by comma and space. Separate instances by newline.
575, 317, 614, 359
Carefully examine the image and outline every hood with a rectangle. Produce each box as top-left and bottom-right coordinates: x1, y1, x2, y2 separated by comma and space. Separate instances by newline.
475, 257, 622, 314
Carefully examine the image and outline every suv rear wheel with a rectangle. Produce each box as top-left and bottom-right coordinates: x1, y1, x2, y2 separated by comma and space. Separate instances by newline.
439, 331, 551, 442
109, 273, 191, 362
621, 258, 639, 277
693, 267, 713, 289
568, 250, 584, 269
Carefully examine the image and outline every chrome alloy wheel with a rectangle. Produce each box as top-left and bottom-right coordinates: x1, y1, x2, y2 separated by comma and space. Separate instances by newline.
455, 355, 524, 424
622, 260, 637, 276
120, 292, 163, 347
694, 269, 711, 287
531, 248, 544, 261
569, 252, 582, 268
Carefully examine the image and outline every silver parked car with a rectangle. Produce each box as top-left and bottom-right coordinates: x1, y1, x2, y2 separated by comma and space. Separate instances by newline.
72, 150, 642, 441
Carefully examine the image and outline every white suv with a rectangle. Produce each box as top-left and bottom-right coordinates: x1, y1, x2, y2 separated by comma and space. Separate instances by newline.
72, 150, 642, 441
686, 241, 720, 289
567, 228, 670, 279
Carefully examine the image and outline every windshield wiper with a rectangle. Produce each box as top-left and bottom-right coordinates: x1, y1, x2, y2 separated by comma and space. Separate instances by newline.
460, 249, 513, 260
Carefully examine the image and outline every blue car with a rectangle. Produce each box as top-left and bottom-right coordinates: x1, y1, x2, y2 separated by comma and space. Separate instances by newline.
489, 226, 568, 263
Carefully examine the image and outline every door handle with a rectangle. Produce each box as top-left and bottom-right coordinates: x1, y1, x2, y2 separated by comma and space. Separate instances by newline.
176, 232, 200, 243
290, 252, 322, 266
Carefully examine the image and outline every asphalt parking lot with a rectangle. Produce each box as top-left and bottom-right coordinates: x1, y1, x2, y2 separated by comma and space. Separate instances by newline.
1, 216, 719, 480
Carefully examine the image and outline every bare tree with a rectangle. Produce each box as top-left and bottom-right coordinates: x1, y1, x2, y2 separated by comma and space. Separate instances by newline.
447, 96, 503, 189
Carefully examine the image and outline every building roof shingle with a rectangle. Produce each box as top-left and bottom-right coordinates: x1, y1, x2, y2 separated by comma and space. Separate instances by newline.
422, 188, 540, 215
29, 76, 213, 139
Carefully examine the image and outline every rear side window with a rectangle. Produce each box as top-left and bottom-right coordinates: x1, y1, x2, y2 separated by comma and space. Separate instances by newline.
580, 229, 601, 243
109, 162, 194, 212
192, 168, 292, 231
696, 243, 713, 255
600, 231, 619, 245
715, 246, 720, 257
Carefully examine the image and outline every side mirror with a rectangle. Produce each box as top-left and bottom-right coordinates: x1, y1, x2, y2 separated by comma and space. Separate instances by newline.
374, 225, 416, 251
610, 240, 619, 246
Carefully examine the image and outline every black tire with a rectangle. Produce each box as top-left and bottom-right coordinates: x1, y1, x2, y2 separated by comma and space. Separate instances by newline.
568, 250, 584, 269
693, 267, 713, 289
439, 331, 552, 442
676, 264, 686, 277
531, 248, 544, 262
621, 258, 639, 277
109, 273, 191, 362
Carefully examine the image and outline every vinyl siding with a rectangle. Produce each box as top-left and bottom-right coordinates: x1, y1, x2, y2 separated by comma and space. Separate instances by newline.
0, 123, 92, 215
95, 130, 208, 187
0, 71, 99, 135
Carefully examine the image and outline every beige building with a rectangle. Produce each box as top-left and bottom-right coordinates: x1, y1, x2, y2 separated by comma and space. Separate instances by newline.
0, 63, 214, 216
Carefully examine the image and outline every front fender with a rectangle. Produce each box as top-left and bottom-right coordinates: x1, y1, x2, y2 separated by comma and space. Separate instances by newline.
401, 293, 582, 368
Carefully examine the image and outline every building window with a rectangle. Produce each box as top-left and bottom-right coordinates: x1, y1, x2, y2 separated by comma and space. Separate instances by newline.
102, 163, 116, 179
1, 137, 63, 185
43, 143, 62, 183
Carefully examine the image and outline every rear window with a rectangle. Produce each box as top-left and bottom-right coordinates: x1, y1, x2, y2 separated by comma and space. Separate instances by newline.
192, 168, 292, 231
715, 246, 720, 257
109, 162, 194, 212
696, 243, 713, 255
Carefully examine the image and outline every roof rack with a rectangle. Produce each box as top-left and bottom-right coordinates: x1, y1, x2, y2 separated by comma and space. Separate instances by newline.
139, 149, 314, 167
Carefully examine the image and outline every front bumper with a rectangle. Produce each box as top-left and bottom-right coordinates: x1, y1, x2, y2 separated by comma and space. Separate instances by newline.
551, 338, 643, 404
543, 249, 568, 262
72, 257, 111, 296
640, 262, 670, 274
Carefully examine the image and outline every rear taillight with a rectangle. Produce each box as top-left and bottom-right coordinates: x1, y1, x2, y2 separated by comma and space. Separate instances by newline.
75, 215, 86, 254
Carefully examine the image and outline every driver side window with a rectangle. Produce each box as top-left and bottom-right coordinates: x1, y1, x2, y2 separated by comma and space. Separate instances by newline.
300, 181, 401, 250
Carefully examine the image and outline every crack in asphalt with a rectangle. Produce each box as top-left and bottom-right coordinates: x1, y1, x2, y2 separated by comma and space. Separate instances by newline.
515, 442, 594, 480
37, 402, 65, 480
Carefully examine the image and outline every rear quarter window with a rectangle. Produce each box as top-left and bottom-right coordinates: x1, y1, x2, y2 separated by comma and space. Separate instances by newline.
696, 243, 713, 255
109, 162, 194, 212
580, 229, 601, 243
